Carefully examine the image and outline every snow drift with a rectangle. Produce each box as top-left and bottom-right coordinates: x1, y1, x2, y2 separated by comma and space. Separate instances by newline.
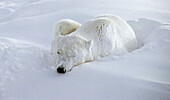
0, 0, 170, 100
0, 18, 170, 100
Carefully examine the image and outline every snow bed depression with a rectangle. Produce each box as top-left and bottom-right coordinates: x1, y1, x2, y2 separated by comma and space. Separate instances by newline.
0, 0, 170, 100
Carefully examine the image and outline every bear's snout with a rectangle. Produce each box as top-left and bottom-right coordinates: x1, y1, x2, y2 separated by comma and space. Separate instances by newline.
57, 66, 66, 74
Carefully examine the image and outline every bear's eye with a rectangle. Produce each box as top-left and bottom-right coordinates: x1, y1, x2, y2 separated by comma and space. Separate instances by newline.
57, 51, 60, 54
72, 55, 75, 57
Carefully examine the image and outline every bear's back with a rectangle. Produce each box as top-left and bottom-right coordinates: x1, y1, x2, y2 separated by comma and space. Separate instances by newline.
74, 15, 138, 54
98, 14, 138, 52
74, 17, 112, 40
73, 17, 116, 57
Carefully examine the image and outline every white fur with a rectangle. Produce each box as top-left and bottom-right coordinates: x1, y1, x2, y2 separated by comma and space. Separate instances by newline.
74, 14, 138, 57
53, 19, 81, 36
51, 19, 81, 57
51, 15, 138, 72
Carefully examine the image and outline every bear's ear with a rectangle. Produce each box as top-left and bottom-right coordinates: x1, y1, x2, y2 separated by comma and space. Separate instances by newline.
86, 40, 93, 50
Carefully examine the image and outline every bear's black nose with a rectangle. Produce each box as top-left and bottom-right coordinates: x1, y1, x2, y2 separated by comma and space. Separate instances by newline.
57, 67, 66, 74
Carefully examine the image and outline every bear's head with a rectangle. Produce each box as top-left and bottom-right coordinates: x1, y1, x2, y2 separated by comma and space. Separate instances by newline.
54, 35, 93, 73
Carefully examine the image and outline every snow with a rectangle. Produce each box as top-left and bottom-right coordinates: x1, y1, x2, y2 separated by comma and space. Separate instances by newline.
0, 0, 170, 100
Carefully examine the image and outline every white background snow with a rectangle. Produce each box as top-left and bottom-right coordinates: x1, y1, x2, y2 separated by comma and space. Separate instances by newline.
0, 0, 170, 100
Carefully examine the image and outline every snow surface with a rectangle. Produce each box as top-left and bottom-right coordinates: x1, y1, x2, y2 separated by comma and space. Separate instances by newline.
0, 0, 170, 100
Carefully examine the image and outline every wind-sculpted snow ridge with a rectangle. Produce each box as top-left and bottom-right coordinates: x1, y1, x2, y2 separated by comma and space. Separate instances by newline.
127, 18, 162, 47
0, 37, 54, 97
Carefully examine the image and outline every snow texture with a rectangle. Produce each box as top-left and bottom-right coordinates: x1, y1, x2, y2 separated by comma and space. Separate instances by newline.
0, 0, 170, 100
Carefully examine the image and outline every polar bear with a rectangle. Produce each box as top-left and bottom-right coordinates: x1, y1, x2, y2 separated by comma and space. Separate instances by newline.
51, 14, 138, 73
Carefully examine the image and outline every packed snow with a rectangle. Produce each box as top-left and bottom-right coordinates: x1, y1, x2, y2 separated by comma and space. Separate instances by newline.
0, 0, 170, 100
